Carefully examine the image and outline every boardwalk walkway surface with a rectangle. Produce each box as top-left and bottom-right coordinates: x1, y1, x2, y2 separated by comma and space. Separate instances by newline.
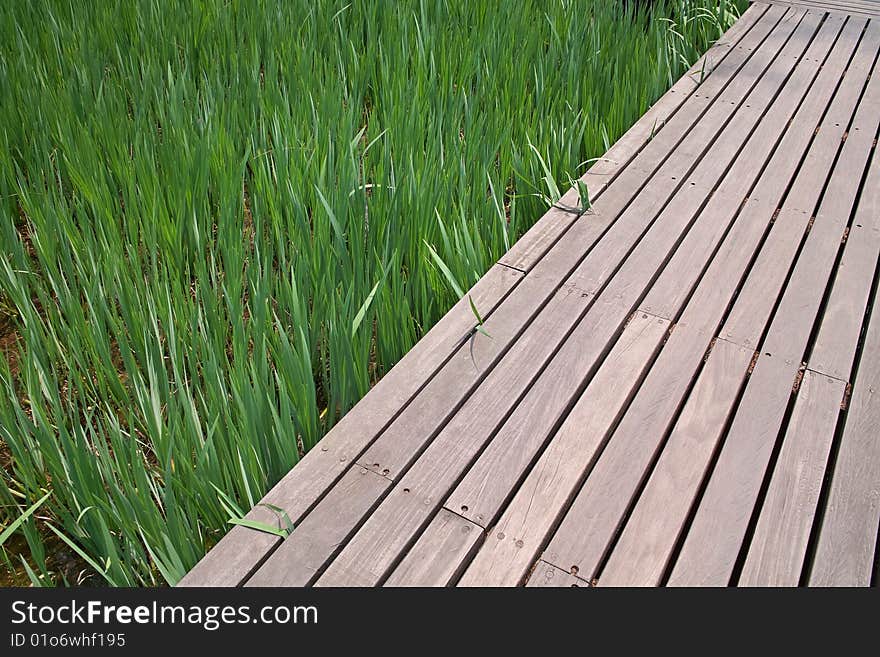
182, 0, 880, 587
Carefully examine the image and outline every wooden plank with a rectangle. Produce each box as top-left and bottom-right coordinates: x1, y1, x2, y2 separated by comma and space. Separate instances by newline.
244, 467, 390, 587
451, 13, 832, 533
809, 290, 880, 586
454, 313, 669, 586
598, 3, 792, 183
597, 339, 753, 587
570, 3, 797, 229
808, 147, 880, 381
768, 0, 880, 13
769, 0, 879, 8
498, 2, 771, 272
739, 371, 846, 586
668, 58, 880, 585
721, 21, 880, 351
538, 12, 834, 582
809, 0, 880, 9
448, 186, 741, 530
665, 352, 798, 585
643, 13, 861, 319
541, 322, 713, 580
525, 561, 586, 588
310, 289, 610, 586
384, 510, 483, 587
177, 263, 520, 586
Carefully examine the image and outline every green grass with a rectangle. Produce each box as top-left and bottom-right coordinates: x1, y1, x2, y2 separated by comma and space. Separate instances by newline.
0, 0, 745, 585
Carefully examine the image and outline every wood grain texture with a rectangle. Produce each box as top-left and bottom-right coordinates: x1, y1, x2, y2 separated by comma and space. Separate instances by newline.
643, 12, 858, 319
666, 351, 799, 585
452, 189, 738, 528
757, 46, 880, 356
808, 147, 880, 381
540, 14, 831, 578
542, 322, 715, 580
739, 371, 845, 586
809, 288, 880, 585
384, 510, 483, 587
722, 20, 880, 353
455, 313, 669, 586
525, 561, 586, 588
668, 87, 880, 582
245, 467, 390, 587
598, 339, 753, 587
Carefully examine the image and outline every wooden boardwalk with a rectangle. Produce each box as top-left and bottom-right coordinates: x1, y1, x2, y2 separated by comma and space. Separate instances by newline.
182, 0, 880, 587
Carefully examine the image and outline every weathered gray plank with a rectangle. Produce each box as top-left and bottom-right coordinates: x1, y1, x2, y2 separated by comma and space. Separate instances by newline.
384, 510, 483, 587
809, 283, 880, 585
722, 20, 880, 351
245, 467, 390, 587
643, 12, 862, 319
771, 0, 879, 8
525, 561, 587, 588
455, 313, 669, 586
665, 352, 798, 585
598, 339, 753, 587
446, 10, 825, 534
541, 322, 713, 580
312, 287, 611, 586
669, 51, 880, 585
448, 188, 727, 529
767, 0, 876, 11
809, 303, 880, 586
539, 11, 834, 582
739, 371, 846, 586
808, 147, 880, 381
498, 2, 770, 272
178, 263, 520, 586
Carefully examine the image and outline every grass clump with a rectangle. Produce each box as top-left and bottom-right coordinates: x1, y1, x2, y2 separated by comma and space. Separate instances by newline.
0, 0, 744, 585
